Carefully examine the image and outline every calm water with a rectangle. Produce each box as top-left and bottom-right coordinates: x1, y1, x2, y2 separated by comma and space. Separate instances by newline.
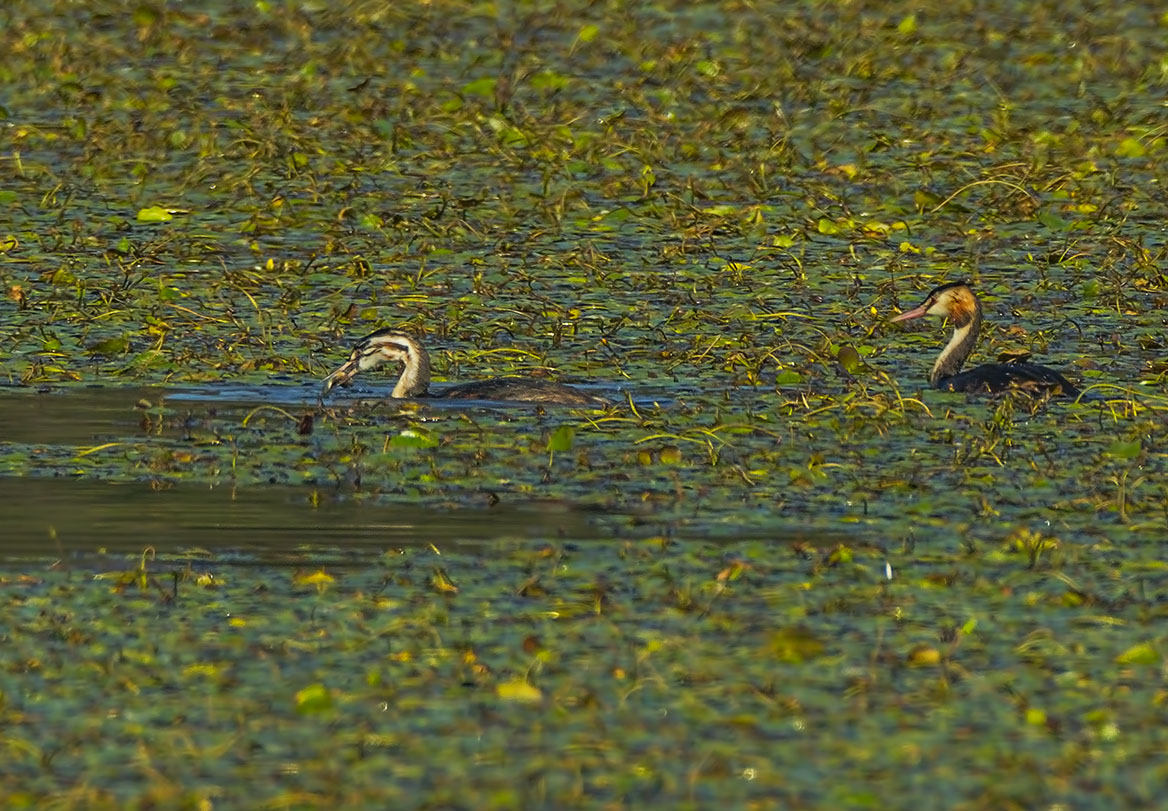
0, 385, 858, 562
0, 385, 604, 558
0, 476, 613, 559
0, 383, 168, 446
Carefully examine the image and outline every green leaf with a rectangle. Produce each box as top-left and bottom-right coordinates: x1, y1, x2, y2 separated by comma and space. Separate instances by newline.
295, 683, 334, 714
1115, 137, 1146, 158
1116, 643, 1159, 666
461, 77, 497, 97
497, 680, 542, 703
86, 336, 131, 355
704, 204, 738, 217
695, 60, 719, 78
530, 70, 569, 92
136, 206, 173, 222
837, 345, 861, 373
358, 212, 383, 229
1106, 440, 1141, 460
547, 426, 574, 453
770, 626, 825, 663
389, 428, 439, 449
133, 5, 159, 26
1037, 210, 1069, 230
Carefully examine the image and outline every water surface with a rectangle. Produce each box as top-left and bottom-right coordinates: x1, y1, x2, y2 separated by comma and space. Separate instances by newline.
0, 476, 617, 560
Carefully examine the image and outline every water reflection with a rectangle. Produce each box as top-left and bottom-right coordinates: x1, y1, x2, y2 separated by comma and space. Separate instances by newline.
0, 477, 605, 560
169, 381, 656, 409
0, 385, 165, 446
0, 387, 858, 564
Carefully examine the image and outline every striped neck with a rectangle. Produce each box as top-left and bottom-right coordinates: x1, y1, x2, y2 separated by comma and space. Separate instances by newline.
391, 339, 432, 398
930, 302, 982, 385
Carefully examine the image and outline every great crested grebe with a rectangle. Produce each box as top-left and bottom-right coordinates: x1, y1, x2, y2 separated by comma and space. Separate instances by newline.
890, 281, 1079, 396
320, 328, 610, 406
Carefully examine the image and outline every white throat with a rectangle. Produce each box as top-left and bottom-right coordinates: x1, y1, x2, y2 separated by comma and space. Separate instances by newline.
930, 320, 976, 384
390, 340, 432, 398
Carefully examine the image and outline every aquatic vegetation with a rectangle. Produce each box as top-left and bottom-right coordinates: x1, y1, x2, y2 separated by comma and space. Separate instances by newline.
4, 531, 1168, 807
1, 0, 1167, 805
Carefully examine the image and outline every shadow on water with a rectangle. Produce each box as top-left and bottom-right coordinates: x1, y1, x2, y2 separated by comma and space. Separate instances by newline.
0, 477, 609, 561
0, 384, 170, 446
0, 386, 860, 564
0, 381, 686, 448
168, 381, 666, 409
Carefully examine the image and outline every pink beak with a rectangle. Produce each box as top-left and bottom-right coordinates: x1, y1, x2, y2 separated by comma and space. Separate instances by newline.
889, 304, 929, 323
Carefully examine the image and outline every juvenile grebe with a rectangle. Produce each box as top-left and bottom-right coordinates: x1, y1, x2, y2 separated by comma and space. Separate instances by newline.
320, 329, 609, 406
890, 281, 1079, 396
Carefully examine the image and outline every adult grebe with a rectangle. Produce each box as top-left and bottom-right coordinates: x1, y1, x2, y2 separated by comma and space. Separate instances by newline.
320, 329, 610, 406
890, 281, 1079, 396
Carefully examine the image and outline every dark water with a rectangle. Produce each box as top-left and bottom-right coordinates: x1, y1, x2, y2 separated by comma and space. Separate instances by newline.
168, 381, 657, 409
0, 386, 609, 558
0, 476, 606, 560
0, 385, 851, 562
0, 384, 166, 446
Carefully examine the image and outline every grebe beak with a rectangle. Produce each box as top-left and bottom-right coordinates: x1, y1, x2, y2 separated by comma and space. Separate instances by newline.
320, 357, 361, 396
889, 304, 929, 323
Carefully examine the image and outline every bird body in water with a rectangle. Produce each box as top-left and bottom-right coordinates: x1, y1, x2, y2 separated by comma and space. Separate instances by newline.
320, 329, 609, 406
890, 281, 1079, 397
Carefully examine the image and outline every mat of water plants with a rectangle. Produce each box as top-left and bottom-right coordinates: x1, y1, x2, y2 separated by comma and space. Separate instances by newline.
1, 0, 1167, 807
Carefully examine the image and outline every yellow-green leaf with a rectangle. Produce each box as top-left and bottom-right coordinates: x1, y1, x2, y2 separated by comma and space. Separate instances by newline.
1106, 440, 1141, 460
461, 77, 496, 97
770, 626, 825, 663
548, 426, 575, 453
1116, 642, 1159, 666
497, 680, 542, 703
1115, 137, 1146, 158
295, 683, 334, 714
908, 646, 941, 666
293, 570, 335, 586
838, 345, 861, 373
136, 206, 174, 222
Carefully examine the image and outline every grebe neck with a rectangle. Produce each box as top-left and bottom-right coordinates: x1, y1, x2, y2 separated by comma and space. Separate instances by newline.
930, 299, 982, 385
392, 338, 432, 398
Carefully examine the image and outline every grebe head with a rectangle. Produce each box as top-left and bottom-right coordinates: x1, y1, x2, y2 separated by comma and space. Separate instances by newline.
890, 281, 979, 326
320, 329, 429, 397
